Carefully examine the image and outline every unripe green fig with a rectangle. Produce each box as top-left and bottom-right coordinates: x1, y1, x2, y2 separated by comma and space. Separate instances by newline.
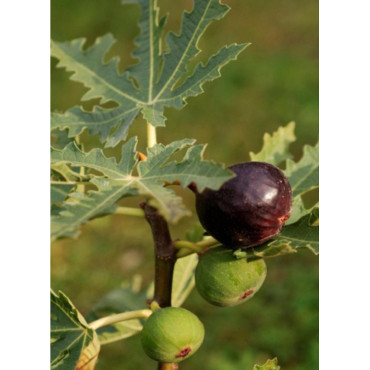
141, 307, 205, 363
195, 246, 267, 307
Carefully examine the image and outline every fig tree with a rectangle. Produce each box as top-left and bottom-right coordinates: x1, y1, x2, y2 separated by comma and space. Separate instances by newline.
195, 161, 292, 248
195, 246, 267, 307
141, 307, 205, 363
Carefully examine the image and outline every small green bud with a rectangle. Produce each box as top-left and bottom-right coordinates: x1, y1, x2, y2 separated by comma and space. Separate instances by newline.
141, 307, 205, 363
195, 246, 267, 307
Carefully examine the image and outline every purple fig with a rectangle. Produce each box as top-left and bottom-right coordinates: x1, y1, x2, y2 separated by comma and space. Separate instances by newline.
195, 161, 292, 248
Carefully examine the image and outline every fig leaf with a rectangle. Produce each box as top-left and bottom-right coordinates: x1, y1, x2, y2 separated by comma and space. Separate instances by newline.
253, 357, 280, 370
51, 0, 248, 147
51, 137, 232, 240
51, 290, 100, 369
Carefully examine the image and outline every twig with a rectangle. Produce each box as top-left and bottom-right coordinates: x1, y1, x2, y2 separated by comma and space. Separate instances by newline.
141, 202, 178, 369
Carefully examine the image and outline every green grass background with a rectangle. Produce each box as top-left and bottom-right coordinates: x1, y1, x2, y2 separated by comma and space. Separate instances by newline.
51, 0, 319, 369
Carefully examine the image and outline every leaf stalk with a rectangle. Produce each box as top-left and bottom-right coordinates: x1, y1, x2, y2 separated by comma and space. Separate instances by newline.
147, 122, 157, 148
89, 309, 152, 331
115, 206, 145, 217
175, 236, 220, 258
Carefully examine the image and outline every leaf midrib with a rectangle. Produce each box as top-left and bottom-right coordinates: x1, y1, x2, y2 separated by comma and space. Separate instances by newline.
290, 163, 319, 196
278, 235, 319, 245
151, 0, 212, 104
51, 182, 133, 237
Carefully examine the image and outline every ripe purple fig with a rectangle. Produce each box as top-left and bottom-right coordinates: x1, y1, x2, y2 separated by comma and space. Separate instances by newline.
195, 246, 267, 307
195, 161, 292, 248
141, 307, 204, 363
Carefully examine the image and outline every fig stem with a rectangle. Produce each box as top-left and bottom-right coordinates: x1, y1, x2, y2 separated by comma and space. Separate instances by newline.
141, 203, 176, 308
75, 134, 86, 194
89, 309, 152, 331
141, 202, 178, 369
158, 363, 179, 370
175, 236, 220, 258
114, 206, 145, 217
147, 122, 157, 147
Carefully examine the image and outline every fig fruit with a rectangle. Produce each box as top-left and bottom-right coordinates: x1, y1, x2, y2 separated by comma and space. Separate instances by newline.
195, 161, 292, 248
141, 307, 205, 363
195, 246, 267, 307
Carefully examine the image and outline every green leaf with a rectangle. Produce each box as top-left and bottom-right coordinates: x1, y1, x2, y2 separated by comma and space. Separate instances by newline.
51, 0, 248, 146
249, 121, 296, 165
51, 184, 74, 205
253, 358, 280, 370
287, 197, 318, 226
249, 123, 318, 228
51, 163, 92, 183
246, 123, 319, 256
96, 320, 143, 345
50, 180, 132, 241
285, 142, 319, 225
88, 284, 147, 345
51, 129, 76, 149
171, 253, 199, 307
285, 142, 319, 198
51, 137, 232, 240
91, 287, 147, 314
249, 210, 319, 257
51, 290, 100, 369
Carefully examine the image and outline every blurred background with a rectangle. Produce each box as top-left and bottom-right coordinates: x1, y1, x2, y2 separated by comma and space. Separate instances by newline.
51, 0, 318, 369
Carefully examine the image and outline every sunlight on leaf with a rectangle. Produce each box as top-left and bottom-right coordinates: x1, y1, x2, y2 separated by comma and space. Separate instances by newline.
51, 0, 248, 147
51, 290, 100, 370
51, 137, 232, 240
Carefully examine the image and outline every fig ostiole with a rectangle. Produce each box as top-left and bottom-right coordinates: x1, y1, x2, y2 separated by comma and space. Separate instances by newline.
195, 246, 267, 307
195, 161, 292, 249
141, 307, 205, 363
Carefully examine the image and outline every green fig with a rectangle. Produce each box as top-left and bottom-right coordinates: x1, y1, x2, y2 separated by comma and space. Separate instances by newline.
141, 307, 205, 363
195, 246, 267, 307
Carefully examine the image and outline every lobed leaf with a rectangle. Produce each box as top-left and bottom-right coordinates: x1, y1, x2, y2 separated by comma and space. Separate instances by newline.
241, 209, 319, 258
249, 121, 296, 165
284, 142, 319, 225
51, 163, 92, 183
51, 0, 248, 147
50, 180, 133, 241
285, 142, 319, 198
51, 290, 100, 369
253, 358, 280, 370
232, 125, 319, 258
51, 184, 74, 205
249, 122, 318, 227
51, 138, 232, 240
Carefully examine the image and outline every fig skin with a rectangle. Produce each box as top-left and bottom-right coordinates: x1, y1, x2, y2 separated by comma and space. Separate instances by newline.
195, 246, 267, 307
195, 161, 292, 249
141, 307, 205, 363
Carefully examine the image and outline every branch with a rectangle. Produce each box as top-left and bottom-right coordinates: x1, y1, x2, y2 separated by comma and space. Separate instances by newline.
141, 202, 179, 370
141, 203, 176, 307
